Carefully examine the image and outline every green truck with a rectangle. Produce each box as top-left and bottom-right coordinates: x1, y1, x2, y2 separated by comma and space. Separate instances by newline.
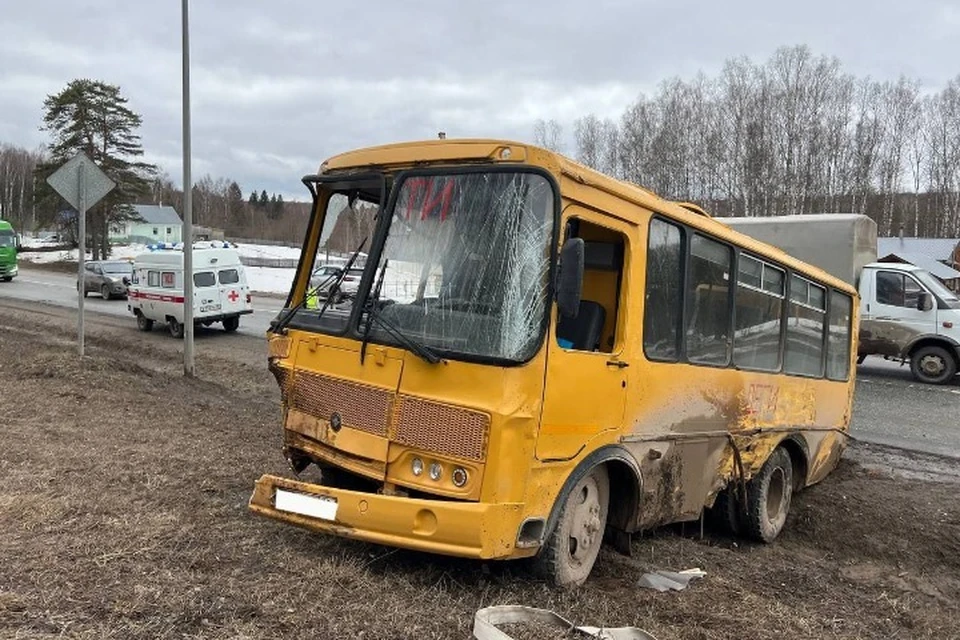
0, 219, 19, 282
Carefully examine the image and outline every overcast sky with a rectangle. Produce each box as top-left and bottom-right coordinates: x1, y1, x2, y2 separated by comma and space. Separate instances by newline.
2, 1, 957, 201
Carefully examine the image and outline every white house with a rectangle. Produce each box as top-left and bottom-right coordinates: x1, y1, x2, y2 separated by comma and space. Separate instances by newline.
111, 205, 183, 244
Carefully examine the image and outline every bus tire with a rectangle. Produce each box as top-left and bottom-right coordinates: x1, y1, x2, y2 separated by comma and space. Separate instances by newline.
909, 345, 957, 385
533, 464, 609, 587
708, 486, 742, 536
743, 447, 793, 543
223, 316, 240, 333
1, 276, 12, 282
167, 317, 184, 339
136, 312, 153, 332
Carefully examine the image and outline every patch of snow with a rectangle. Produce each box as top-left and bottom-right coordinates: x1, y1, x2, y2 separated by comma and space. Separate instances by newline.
244, 266, 296, 295
233, 243, 303, 261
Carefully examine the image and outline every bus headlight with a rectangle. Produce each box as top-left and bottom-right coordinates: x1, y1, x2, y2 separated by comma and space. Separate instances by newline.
411, 457, 424, 476
452, 467, 468, 487
429, 462, 443, 481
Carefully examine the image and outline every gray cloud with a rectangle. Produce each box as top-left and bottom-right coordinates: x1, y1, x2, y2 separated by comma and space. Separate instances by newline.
2, 0, 957, 201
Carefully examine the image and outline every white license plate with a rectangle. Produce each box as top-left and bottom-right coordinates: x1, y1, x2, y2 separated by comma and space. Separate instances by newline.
274, 489, 338, 521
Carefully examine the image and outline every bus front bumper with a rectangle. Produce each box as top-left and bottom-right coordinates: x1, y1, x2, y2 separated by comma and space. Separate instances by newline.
249, 474, 528, 560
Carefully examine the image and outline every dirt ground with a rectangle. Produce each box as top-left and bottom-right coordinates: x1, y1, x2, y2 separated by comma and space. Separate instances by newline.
1, 301, 958, 640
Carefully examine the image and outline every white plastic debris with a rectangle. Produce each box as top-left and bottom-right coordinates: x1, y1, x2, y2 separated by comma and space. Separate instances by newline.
637, 568, 707, 592
473, 605, 658, 640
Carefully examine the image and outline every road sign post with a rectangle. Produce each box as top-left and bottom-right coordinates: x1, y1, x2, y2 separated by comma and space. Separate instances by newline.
182, 0, 195, 377
46, 152, 116, 358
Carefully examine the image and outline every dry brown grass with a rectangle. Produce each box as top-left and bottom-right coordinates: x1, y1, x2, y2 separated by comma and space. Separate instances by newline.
1, 304, 958, 639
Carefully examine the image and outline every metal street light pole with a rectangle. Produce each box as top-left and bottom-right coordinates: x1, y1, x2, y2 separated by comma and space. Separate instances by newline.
182, 0, 195, 376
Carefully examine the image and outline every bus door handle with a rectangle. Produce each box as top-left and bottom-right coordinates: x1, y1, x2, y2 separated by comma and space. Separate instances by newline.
606, 360, 629, 369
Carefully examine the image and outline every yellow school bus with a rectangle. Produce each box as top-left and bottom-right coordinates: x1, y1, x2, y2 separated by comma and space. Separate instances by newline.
249, 139, 857, 586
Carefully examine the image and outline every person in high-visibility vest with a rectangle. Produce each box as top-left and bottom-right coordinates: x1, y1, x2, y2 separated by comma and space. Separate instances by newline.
305, 286, 319, 310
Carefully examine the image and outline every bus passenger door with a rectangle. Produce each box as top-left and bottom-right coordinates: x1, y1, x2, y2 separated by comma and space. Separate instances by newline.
537, 214, 631, 461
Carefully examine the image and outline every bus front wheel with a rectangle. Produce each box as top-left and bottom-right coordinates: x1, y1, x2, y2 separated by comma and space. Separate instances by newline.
744, 447, 793, 543
534, 465, 610, 587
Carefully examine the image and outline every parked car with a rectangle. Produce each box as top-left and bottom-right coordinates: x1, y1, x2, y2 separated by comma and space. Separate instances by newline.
78, 260, 133, 300
310, 264, 364, 302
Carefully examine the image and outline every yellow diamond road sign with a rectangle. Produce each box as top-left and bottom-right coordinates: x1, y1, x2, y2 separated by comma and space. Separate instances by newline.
46, 152, 116, 211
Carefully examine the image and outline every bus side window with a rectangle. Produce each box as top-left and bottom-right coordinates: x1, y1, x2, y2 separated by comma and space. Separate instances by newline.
643, 218, 682, 361
147, 271, 160, 287
161, 272, 176, 289
784, 275, 826, 377
733, 254, 784, 372
685, 234, 733, 366
556, 218, 626, 353
826, 290, 853, 381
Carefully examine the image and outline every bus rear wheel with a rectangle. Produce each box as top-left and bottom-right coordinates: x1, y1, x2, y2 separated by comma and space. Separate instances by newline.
534, 465, 609, 587
222, 316, 240, 333
744, 447, 793, 543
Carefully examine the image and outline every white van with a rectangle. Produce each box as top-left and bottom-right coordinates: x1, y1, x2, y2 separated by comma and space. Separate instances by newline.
127, 242, 254, 337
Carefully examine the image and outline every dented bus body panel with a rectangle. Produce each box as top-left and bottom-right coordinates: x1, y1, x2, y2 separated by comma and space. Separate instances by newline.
249, 139, 857, 582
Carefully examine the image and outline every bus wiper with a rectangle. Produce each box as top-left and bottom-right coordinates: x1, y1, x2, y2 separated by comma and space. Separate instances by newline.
359, 260, 441, 365
270, 239, 366, 334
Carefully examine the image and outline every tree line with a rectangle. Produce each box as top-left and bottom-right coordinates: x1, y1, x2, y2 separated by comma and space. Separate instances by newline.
149, 172, 308, 243
535, 45, 960, 238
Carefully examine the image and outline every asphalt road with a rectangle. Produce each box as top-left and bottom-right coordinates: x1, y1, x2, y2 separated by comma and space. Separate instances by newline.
852, 357, 960, 458
0, 266, 284, 337
2, 265, 958, 458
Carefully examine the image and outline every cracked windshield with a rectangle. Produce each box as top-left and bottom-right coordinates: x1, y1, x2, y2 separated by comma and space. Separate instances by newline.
368, 171, 554, 362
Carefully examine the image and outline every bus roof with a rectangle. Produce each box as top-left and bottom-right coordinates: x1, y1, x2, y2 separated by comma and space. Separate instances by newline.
319, 139, 856, 295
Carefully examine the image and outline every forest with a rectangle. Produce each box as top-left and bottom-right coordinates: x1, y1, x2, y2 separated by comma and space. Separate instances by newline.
535, 45, 960, 238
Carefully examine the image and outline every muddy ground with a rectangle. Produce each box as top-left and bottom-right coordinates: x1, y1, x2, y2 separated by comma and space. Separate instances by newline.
1, 301, 958, 639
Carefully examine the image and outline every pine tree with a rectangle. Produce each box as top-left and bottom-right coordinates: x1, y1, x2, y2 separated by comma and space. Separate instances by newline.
248, 190, 258, 206
228, 182, 245, 228
38, 79, 157, 259
259, 189, 269, 207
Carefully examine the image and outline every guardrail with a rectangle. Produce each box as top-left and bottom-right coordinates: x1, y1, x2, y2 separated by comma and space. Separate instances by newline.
238, 256, 300, 269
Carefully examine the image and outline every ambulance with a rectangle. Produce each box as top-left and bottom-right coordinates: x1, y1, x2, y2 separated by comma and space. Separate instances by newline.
127, 242, 254, 337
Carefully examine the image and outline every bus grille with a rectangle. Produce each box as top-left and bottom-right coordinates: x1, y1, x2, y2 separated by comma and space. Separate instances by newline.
290, 372, 392, 437
393, 396, 489, 461
288, 372, 490, 461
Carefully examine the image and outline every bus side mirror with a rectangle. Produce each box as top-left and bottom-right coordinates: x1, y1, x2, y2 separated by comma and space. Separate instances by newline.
557, 237, 584, 319
917, 291, 934, 312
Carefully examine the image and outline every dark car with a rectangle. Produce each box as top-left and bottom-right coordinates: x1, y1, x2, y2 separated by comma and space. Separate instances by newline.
78, 260, 133, 299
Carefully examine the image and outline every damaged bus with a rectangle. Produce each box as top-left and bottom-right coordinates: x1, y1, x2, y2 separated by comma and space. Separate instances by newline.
249, 139, 857, 586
